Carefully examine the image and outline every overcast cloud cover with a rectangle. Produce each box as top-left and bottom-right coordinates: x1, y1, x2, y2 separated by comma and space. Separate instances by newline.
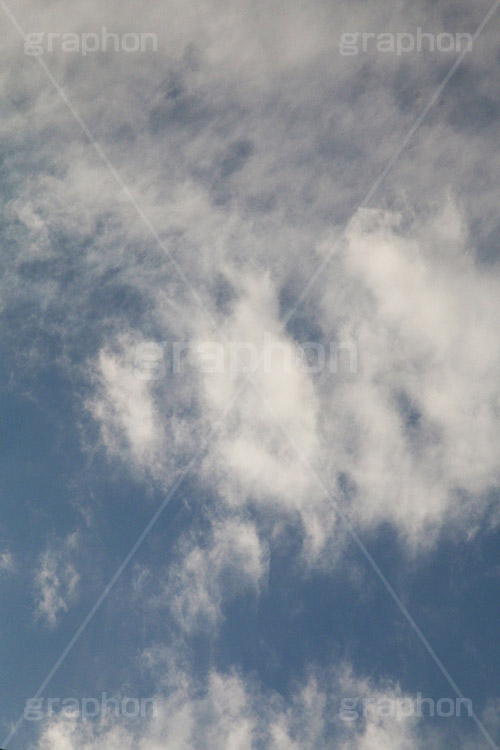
1, 0, 500, 748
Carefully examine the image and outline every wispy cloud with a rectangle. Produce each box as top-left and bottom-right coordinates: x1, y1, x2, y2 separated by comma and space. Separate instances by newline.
34, 534, 80, 629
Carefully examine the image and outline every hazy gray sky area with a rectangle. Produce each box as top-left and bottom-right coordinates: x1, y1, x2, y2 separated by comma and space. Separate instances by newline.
2, 1, 500, 748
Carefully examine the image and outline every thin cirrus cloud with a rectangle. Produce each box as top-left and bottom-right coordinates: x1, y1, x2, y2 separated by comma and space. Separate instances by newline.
34, 534, 80, 630
34, 663, 485, 750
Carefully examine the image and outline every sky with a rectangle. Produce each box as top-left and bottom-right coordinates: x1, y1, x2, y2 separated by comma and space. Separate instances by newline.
1, 0, 500, 748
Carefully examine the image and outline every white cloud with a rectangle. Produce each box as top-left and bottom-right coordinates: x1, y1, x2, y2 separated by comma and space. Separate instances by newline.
0, 549, 15, 574
86, 199, 500, 554
34, 534, 80, 629
152, 518, 268, 632
195, 272, 331, 551
87, 334, 164, 473
33, 664, 456, 750
319, 201, 500, 546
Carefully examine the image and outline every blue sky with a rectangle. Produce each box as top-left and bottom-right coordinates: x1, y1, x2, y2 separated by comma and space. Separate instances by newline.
1, 0, 500, 748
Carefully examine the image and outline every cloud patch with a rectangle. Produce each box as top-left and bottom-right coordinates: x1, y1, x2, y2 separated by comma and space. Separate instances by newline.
34, 534, 80, 629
